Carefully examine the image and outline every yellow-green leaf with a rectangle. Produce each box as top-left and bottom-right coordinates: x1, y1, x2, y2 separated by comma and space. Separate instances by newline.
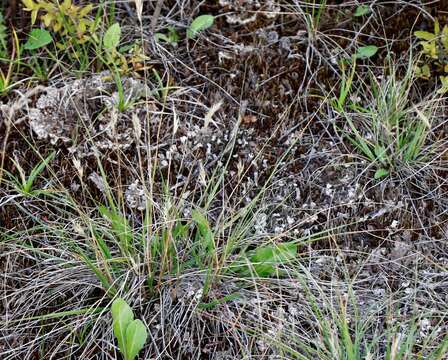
42, 13, 53, 27
31, 9, 38, 24
61, 0, 72, 12
79, 4, 93, 17
53, 21, 62, 32
437, 76, 448, 94
414, 31, 435, 41
435, 18, 440, 34
421, 41, 437, 59
442, 25, 448, 50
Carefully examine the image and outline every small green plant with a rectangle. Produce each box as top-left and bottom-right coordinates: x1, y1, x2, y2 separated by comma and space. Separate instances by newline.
21, 0, 96, 46
10, 152, 55, 195
102, 22, 147, 76
154, 26, 179, 46
414, 18, 448, 93
155, 14, 214, 44
248, 242, 297, 277
111, 298, 148, 360
21, 0, 99, 72
0, 30, 18, 95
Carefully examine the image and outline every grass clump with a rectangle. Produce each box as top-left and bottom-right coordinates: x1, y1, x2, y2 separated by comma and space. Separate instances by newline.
331, 58, 436, 179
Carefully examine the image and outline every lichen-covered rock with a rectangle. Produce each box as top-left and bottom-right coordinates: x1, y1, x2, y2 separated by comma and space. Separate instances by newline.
25, 73, 152, 153
27, 73, 114, 144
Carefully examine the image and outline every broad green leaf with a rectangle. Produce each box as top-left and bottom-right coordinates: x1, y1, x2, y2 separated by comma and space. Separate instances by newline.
374, 168, 389, 179
111, 298, 134, 328
187, 14, 214, 39
354, 5, 370, 17
103, 22, 121, 50
355, 45, 378, 59
251, 242, 297, 277
125, 319, 148, 360
111, 298, 134, 359
24, 28, 53, 50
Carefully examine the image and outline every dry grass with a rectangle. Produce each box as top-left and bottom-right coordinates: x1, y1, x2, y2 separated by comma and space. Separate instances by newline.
1, 0, 448, 359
